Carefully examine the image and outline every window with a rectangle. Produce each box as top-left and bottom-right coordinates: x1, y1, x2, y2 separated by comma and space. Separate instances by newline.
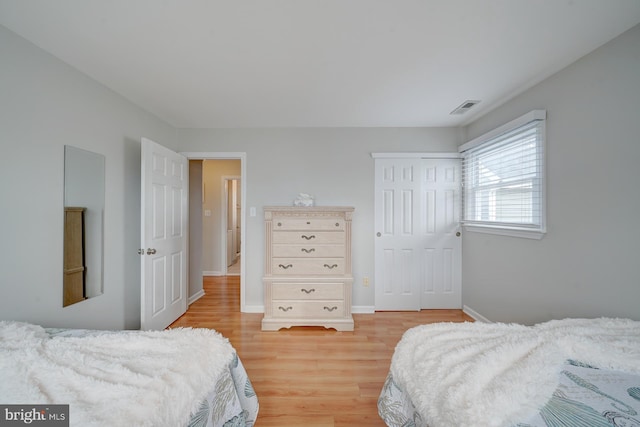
460, 110, 546, 239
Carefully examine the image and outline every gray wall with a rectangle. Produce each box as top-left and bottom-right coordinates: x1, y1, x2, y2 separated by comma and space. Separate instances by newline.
461, 24, 640, 324
0, 25, 176, 329
176, 128, 461, 309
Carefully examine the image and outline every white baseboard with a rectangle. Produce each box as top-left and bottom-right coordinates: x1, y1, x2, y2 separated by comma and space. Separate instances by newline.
242, 305, 264, 313
351, 305, 375, 314
463, 305, 492, 323
202, 271, 223, 277
188, 290, 205, 305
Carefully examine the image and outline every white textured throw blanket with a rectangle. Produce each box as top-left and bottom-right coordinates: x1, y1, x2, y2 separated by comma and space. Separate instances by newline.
390, 318, 640, 427
0, 321, 234, 427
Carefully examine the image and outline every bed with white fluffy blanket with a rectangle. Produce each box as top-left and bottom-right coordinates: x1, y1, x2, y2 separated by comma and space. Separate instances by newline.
378, 318, 640, 427
0, 321, 258, 427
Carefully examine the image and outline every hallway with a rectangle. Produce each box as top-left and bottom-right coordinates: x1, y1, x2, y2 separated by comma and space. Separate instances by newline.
227, 256, 240, 275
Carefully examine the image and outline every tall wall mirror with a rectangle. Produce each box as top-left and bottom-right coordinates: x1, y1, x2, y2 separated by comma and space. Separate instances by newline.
63, 146, 105, 307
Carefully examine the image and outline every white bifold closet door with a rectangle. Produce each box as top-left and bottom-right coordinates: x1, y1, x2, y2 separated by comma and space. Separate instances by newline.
374, 156, 461, 310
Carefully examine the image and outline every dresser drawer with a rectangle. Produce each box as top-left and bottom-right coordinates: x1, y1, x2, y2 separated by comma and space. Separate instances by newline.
271, 301, 346, 319
271, 282, 344, 300
273, 258, 345, 275
274, 218, 345, 231
273, 244, 345, 258
272, 231, 344, 244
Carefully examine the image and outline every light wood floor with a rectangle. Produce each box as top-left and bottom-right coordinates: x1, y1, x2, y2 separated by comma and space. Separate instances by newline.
170, 276, 473, 426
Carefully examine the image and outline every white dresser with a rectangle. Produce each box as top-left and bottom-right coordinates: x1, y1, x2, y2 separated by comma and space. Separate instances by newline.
262, 206, 354, 331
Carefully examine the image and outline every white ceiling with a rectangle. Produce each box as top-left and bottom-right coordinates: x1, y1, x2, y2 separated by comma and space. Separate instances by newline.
1, 1, 640, 128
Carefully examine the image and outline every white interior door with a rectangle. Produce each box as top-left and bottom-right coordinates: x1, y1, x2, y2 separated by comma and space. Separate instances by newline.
141, 138, 188, 330
374, 156, 462, 310
420, 158, 462, 309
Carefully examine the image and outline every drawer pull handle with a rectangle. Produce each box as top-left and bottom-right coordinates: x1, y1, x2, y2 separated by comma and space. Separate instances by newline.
301, 235, 316, 240
324, 264, 338, 269
301, 248, 315, 253
278, 264, 293, 269
301, 288, 316, 294
324, 306, 338, 312
335, 223, 339, 227
278, 306, 293, 312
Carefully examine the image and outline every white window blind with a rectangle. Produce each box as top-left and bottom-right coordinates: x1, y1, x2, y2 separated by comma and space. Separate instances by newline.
461, 111, 546, 238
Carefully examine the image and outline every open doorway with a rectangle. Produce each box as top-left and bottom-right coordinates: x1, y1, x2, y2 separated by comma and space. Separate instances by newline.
224, 176, 241, 276
183, 152, 247, 312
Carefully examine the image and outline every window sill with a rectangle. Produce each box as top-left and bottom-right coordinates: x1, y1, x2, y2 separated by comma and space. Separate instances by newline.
463, 224, 546, 240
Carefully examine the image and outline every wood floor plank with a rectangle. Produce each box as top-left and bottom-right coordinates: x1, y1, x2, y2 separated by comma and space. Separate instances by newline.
170, 276, 473, 426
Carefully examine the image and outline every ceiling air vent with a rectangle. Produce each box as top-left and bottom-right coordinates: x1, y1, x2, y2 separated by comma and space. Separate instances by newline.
450, 100, 481, 115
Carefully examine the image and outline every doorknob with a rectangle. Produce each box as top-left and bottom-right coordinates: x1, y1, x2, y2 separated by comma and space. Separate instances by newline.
146, 248, 157, 255
376, 232, 381, 237
456, 232, 461, 237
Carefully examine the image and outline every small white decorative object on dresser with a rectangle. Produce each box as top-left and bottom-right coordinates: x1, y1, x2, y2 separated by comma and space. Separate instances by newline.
262, 206, 355, 331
